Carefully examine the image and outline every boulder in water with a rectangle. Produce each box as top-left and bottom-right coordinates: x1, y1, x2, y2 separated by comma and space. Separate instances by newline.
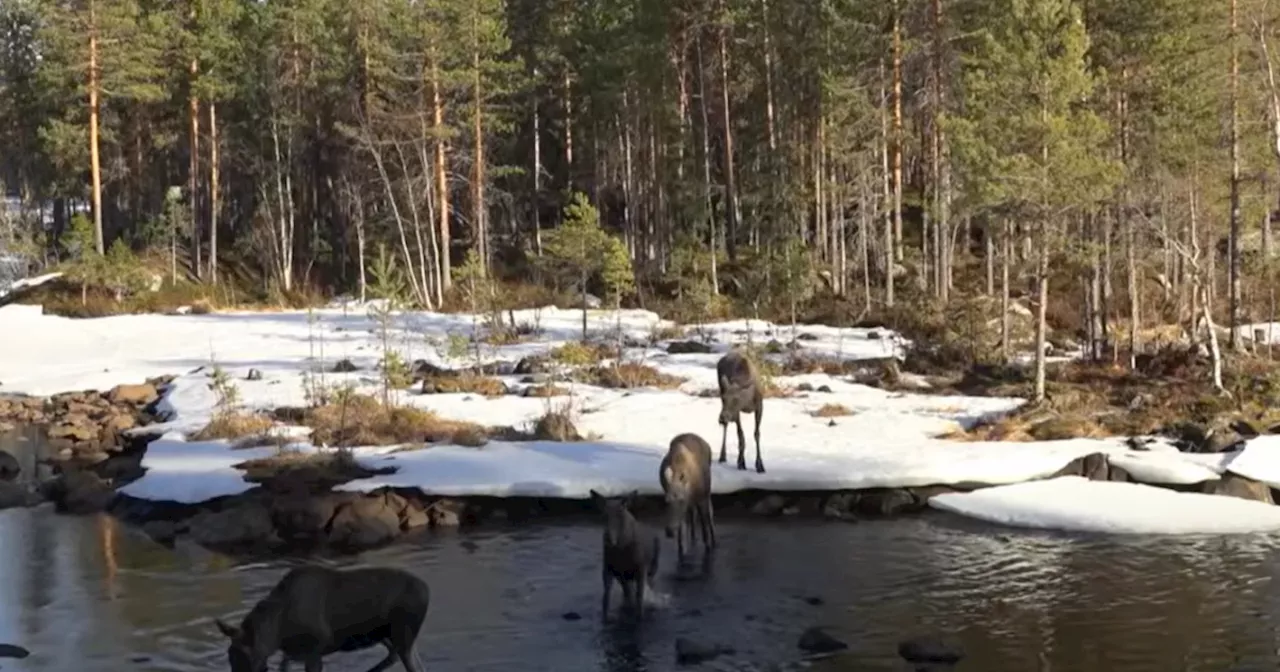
897, 635, 964, 664
797, 627, 848, 655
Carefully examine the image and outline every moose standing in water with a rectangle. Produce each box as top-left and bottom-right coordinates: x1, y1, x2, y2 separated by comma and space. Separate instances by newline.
590, 489, 660, 620
215, 564, 430, 672
659, 432, 716, 558
716, 350, 766, 473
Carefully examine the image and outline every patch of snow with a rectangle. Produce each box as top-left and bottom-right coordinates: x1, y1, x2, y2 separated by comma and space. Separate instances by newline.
1, 271, 61, 298
1217, 436, 1280, 489
0, 300, 1270, 522
928, 476, 1280, 535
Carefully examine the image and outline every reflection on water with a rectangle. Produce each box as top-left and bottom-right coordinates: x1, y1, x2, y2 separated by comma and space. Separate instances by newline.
0, 502, 1279, 672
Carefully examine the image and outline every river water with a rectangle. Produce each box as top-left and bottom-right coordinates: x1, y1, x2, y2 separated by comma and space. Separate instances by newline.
3, 432, 1280, 672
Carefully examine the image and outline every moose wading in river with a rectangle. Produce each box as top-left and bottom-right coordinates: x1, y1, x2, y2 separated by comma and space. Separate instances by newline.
215, 564, 429, 672
717, 350, 766, 473
659, 432, 716, 559
590, 488, 661, 620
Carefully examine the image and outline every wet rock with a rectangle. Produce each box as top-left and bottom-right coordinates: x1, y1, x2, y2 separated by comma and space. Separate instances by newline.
675, 637, 733, 665
0, 644, 30, 659
897, 636, 964, 665
331, 359, 359, 373
816, 385, 833, 393
0, 481, 39, 509
667, 341, 714, 355
99, 412, 137, 448
327, 495, 402, 549
271, 495, 345, 542
141, 520, 180, 546
47, 418, 97, 443
428, 500, 463, 528
107, 383, 158, 406
796, 383, 814, 392
0, 451, 18, 481
854, 489, 917, 516
1207, 473, 1274, 504
43, 470, 115, 514
1108, 465, 1131, 482
797, 627, 848, 655
513, 357, 550, 376
246, 368, 264, 381
190, 503, 277, 548
821, 493, 857, 520
411, 359, 447, 380
750, 495, 789, 516
561, 611, 582, 621
803, 596, 825, 606
401, 504, 430, 530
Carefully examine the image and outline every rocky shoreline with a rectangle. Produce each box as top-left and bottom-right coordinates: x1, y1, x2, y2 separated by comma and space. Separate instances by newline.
3, 380, 1280, 558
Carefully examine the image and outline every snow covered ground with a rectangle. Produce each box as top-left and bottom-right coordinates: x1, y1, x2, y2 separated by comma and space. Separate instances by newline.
4, 298, 1280, 536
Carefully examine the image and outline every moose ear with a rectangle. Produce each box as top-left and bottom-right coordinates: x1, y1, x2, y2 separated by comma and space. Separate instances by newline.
589, 489, 604, 507
215, 618, 241, 640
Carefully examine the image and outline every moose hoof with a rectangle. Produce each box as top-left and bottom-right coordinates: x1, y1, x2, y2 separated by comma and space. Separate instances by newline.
718, 454, 727, 464
755, 462, 766, 474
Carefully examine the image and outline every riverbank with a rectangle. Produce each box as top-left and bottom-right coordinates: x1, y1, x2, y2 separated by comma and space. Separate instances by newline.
6, 300, 1280, 556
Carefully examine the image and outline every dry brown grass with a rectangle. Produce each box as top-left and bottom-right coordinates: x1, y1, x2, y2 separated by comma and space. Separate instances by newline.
234, 448, 386, 485
304, 394, 489, 447
550, 341, 609, 367
649, 324, 687, 343
582, 363, 686, 390
421, 373, 508, 398
192, 412, 276, 442
811, 403, 854, 418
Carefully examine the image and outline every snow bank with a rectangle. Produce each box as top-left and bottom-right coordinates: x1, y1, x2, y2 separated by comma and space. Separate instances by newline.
4, 301, 1278, 535
0, 271, 61, 299
928, 476, 1280, 535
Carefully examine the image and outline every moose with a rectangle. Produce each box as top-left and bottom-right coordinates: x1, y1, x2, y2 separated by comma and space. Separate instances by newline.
215, 564, 430, 672
716, 350, 766, 473
659, 432, 716, 558
589, 489, 660, 620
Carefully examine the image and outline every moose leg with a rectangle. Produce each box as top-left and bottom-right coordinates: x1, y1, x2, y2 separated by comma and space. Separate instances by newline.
601, 570, 614, 620
735, 418, 747, 471
676, 515, 685, 560
753, 408, 765, 474
634, 575, 647, 617
360, 645, 399, 672
718, 421, 729, 464
302, 657, 323, 672
700, 500, 717, 550
686, 507, 699, 549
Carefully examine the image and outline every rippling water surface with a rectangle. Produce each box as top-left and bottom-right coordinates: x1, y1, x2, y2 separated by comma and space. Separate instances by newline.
4, 432, 1280, 672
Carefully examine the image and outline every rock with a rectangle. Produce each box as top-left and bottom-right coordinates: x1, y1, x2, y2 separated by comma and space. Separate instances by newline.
0, 451, 18, 481
667, 341, 714, 355
428, 501, 462, 527
817, 385, 833, 393
99, 413, 137, 448
0, 481, 39, 510
797, 627, 848, 655
1207, 473, 1274, 504
796, 383, 814, 392
108, 383, 158, 405
821, 493, 857, 520
47, 419, 98, 443
1108, 465, 1131, 482
401, 505, 431, 530
513, 357, 550, 376
897, 636, 964, 665
750, 495, 789, 516
327, 495, 402, 549
332, 359, 359, 373
803, 596, 825, 606
190, 503, 277, 549
675, 638, 733, 665
246, 368, 264, 381
1053, 452, 1110, 481
141, 520, 180, 546
798, 332, 820, 341
271, 495, 345, 542
0, 644, 30, 659
854, 489, 917, 516
411, 359, 447, 379
43, 470, 115, 514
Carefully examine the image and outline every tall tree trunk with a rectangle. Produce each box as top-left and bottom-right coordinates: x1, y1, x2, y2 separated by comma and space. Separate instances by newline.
891, 0, 904, 264
1033, 219, 1049, 403
696, 35, 718, 293
564, 70, 574, 188
760, 0, 777, 154
432, 55, 451, 290
1001, 218, 1011, 363
471, 23, 488, 273
717, 9, 740, 261
208, 101, 220, 284
532, 67, 543, 256
88, 0, 104, 254
1229, 0, 1242, 349
189, 12, 201, 278
880, 60, 894, 307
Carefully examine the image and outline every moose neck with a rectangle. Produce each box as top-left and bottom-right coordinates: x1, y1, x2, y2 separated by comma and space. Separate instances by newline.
242, 596, 286, 662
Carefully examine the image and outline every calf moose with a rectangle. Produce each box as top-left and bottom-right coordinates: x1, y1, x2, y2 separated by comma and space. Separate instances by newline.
659, 433, 716, 558
716, 350, 765, 473
215, 564, 429, 672
589, 489, 660, 620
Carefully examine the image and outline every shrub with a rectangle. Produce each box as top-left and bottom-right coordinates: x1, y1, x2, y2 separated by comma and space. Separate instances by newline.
192, 412, 276, 442
811, 403, 854, 418
304, 394, 488, 447
583, 363, 686, 389
420, 373, 508, 398
550, 341, 607, 367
